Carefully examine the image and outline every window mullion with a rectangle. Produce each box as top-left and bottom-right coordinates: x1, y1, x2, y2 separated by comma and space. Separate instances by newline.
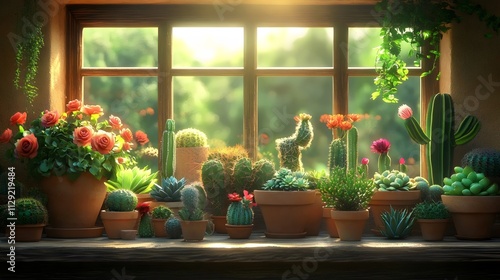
158, 22, 172, 136
244, 24, 258, 160
334, 24, 348, 115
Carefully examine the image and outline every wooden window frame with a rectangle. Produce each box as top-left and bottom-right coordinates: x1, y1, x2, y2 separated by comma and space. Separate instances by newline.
67, 4, 435, 167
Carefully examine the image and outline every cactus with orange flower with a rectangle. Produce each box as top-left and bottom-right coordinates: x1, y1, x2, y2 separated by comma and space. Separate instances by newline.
276, 113, 314, 172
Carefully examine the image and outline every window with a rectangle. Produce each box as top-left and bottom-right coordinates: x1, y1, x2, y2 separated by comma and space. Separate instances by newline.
70, 5, 433, 175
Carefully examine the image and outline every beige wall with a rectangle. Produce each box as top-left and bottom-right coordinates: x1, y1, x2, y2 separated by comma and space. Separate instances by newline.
0, 0, 499, 173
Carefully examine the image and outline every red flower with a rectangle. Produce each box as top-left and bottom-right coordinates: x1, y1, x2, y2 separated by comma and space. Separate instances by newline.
122, 142, 133, 151
136, 202, 151, 215
243, 190, 253, 201
135, 130, 149, 146
66, 99, 82, 112
259, 133, 270, 145
120, 128, 133, 142
10, 112, 27, 126
91, 130, 115, 155
15, 134, 38, 159
370, 138, 391, 154
228, 193, 242, 202
361, 157, 369, 165
0, 128, 12, 143
399, 157, 406, 165
41, 110, 60, 128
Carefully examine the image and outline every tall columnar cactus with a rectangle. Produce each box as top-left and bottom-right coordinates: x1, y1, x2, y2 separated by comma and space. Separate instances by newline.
346, 127, 358, 171
162, 119, 176, 178
226, 195, 254, 225
328, 138, 347, 173
106, 189, 138, 211
461, 148, 500, 177
399, 93, 481, 185
179, 185, 204, 221
276, 113, 314, 171
202, 159, 226, 216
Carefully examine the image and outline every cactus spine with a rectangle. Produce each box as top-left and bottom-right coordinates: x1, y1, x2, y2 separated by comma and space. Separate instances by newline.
401, 93, 481, 185
226, 200, 253, 225
276, 113, 313, 171
162, 119, 176, 178
251, 159, 276, 191
328, 138, 346, 174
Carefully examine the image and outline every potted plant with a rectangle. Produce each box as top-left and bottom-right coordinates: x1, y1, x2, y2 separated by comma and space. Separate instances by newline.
380, 206, 415, 240
150, 176, 186, 217
151, 205, 173, 237
225, 190, 255, 239
413, 201, 450, 241
136, 202, 154, 238
105, 165, 158, 205
175, 128, 209, 184
441, 165, 500, 240
319, 166, 375, 241
254, 168, 315, 238
0, 99, 138, 238
165, 216, 183, 239
178, 184, 207, 242
12, 198, 48, 242
100, 189, 139, 239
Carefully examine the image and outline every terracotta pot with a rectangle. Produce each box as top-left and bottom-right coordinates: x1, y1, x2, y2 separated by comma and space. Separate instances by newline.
369, 190, 421, 235
120, 229, 137, 240
100, 210, 139, 239
305, 190, 323, 236
322, 206, 339, 238
254, 190, 315, 238
417, 219, 449, 241
175, 147, 209, 184
15, 224, 45, 242
331, 209, 369, 241
136, 194, 153, 205
441, 195, 500, 240
225, 224, 253, 239
40, 172, 107, 238
152, 219, 168, 237
180, 220, 208, 242
212, 215, 228, 234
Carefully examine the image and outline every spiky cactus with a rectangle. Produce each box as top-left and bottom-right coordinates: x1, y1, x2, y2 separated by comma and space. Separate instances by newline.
462, 148, 500, 178
151, 205, 173, 220
328, 138, 347, 173
175, 128, 208, 148
150, 176, 186, 202
165, 217, 182, 239
399, 93, 481, 185
346, 127, 358, 170
233, 157, 253, 194
162, 119, 176, 178
202, 159, 226, 216
226, 193, 254, 225
138, 213, 154, 238
178, 185, 204, 221
106, 189, 138, 211
251, 159, 276, 191
276, 113, 314, 171
16, 198, 47, 225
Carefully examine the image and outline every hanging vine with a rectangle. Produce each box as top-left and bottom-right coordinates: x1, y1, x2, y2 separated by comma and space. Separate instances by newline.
373, 0, 500, 103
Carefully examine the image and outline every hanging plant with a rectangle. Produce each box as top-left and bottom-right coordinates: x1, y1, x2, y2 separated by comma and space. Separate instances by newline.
373, 0, 500, 103
13, 0, 44, 105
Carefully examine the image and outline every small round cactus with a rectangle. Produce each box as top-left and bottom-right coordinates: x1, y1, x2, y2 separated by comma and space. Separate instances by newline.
151, 206, 173, 220
462, 148, 500, 178
175, 128, 208, 148
165, 217, 182, 239
16, 198, 48, 225
106, 189, 138, 211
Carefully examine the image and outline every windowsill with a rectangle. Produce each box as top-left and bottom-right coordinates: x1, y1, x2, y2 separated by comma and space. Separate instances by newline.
65, 0, 378, 5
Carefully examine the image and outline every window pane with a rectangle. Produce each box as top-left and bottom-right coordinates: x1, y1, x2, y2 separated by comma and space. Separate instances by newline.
173, 76, 243, 147
257, 27, 333, 67
348, 76, 421, 177
83, 76, 159, 170
172, 27, 244, 68
258, 77, 333, 171
83, 28, 158, 67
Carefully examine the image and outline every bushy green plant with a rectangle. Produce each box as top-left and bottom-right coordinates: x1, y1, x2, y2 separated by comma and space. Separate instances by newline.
262, 168, 309, 191
443, 166, 499, 196
380, 206, 415, 239
106, 189, 138, 211
178, 185, 204, 221
105, 166, 158, 194
150, 176, 186, 202
317, 167, 375, 211
413, 201, 449, 220
151, 205, 173, 220
16, 198, 48, 225
175, 128, 208, 148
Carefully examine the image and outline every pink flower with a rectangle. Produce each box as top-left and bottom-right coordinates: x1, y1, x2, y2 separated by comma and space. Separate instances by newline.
10, 112, 27, 126
361, 158, 369, 165
399, 158, 405, 165
91, 130, 115, 155
243, 190, 254, 201
109, 115, 123, 130
398, 104, 413, 120
15, 134, 38, 159
370, 138, 391, 154
41, 110, 60, 128
120, 128, 133, 142
73, 126, 94, 147
228, 193, 242, 202
66, 99, 82, 112
0, 128, 12, 143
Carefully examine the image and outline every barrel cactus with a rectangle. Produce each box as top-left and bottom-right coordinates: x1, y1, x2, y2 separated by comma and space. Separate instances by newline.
226, 191, 254, 226
106, 189, 138, 211
276, 113, 313, 172
175, 128, 208, 148
374, 170, 412, 191
16, 198, 48, 225
461, 148, 500, 178
165, 217, 182, 239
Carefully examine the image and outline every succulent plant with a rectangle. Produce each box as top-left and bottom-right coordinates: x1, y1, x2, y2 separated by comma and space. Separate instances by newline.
442, 166, 499, 196
150, 176, 186, 202
461, 148, 500, 178
374, 170, 412, 191
106, 189, 138, 211
380, 206, 415, 239
263, 168, 310, 191
276, 113, 314, 172
413, 201, 449, 220
165, 217, 182, 239
138, 213, 154, 238
178, 185, 204, 221
151, 205, 173, 220
16, 198, 48, 225
226, 193, 254, 226
161, 119, 176, 178
105, 166, 158, 194
175, 128, 208, 148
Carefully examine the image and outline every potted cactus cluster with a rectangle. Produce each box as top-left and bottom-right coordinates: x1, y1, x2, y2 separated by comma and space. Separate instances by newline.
178, 184, 208, 242
10, 198, 48, 242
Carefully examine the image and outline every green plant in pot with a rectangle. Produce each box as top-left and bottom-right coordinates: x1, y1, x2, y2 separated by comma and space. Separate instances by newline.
225, 190, 255, 239
380, 206, 415, 240
105, 165, 158, 205
175, 128, 209, 184
150, 176, 186, 216
151, 205, 173, 237
14, 198, 48, 242
319, 166, 375, 241
413, 201, 450, 241
178, 184, 207, 242
100, 189, 139, 239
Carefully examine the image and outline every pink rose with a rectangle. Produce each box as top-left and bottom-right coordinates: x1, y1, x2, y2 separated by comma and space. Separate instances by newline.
0, 128, 12, 143
109, 115, 122, 130
15, 134, 38, 159
41, 110, 60, 128
73, 126, 94, 146
66, 99, 82, 112
91, 130, 115, 155
120, 128, 133, 142
10, 112, 27, 126
82, 105, 103, 116
135, 130, 149, 146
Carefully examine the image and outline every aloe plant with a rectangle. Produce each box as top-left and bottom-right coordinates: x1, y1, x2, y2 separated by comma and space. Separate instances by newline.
105, 166, 158, 194
380, 206, 415, 239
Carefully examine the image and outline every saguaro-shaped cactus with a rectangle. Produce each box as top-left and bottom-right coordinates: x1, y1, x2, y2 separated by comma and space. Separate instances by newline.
276, 113, 314, 171
400, 93, 481, 185
162, 119, 176, 178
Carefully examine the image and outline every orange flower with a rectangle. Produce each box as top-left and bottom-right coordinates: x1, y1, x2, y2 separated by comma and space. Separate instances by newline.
0, 128, 12, 143
73, 126, 94, 147
15, 134, 38, 159
339, 121, 352, 130
10, 112, 27, 126
91, 130, 115, 155
82, 105, 103, 116
109, 115, 123, 130
120, 128, 133, 142
347, 114, 362, 122
135, 130, 149, 146
319, 114, 331, 123
66, 99, 82, 112
41, 110, 60, 128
